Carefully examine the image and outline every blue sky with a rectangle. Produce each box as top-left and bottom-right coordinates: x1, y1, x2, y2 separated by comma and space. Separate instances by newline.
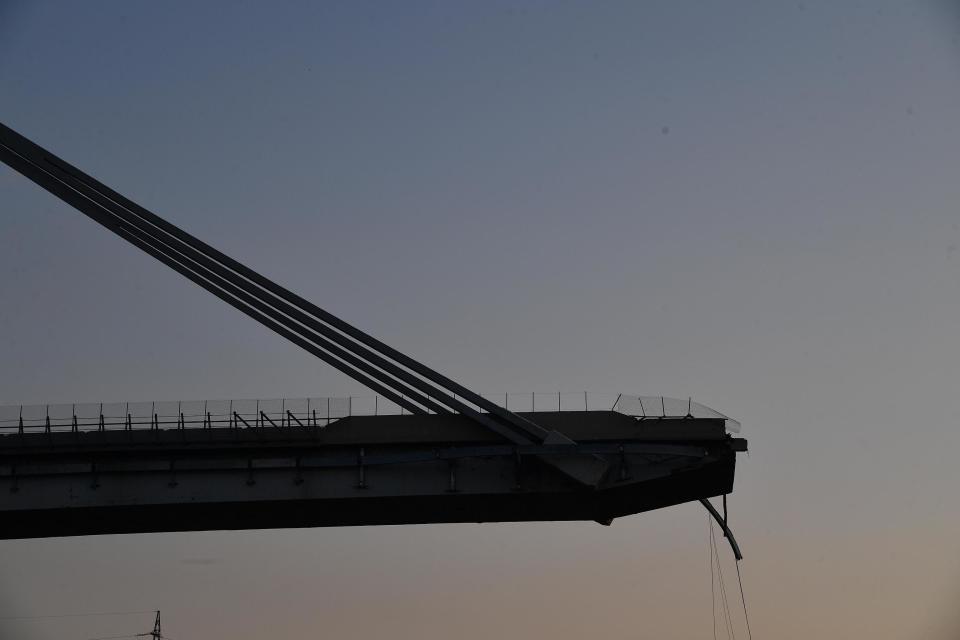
2, 2, 960, 638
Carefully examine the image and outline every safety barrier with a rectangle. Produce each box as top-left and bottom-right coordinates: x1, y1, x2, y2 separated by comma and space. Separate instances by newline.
0, 393, 738, 435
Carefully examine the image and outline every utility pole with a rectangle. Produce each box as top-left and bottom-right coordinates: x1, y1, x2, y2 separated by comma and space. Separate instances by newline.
136, 611, 162, 640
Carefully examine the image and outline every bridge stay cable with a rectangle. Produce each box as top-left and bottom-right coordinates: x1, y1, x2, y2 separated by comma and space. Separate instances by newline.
0, 122, 554, 445
8, 153, 459, 418
0, 137, 432, 416
0, 129, 445, 417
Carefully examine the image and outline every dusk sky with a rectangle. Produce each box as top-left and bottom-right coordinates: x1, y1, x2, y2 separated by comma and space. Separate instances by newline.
2, 1, 960, 638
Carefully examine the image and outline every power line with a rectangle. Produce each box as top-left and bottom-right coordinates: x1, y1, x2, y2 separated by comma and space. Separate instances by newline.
81, 610, 173, 640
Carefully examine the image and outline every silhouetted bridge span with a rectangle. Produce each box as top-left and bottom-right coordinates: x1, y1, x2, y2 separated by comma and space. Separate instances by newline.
0, 122, 748, 547
0, 396, 745, 539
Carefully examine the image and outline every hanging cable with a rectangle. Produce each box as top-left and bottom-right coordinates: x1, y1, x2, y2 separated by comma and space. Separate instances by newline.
706, 501, 755, 640
735, 560, 754, 640
711, 521, 736, 639
710, 513, 718, 640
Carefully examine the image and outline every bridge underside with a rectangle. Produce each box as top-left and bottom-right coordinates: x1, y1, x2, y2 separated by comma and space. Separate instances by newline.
0, 412, 746, 539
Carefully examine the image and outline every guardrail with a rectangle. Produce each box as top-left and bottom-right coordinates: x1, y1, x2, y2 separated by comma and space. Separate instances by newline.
0, 393, 738, 435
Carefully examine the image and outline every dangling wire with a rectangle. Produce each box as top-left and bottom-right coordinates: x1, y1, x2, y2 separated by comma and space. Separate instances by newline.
735, 559, 754, 640
709, 510, 755, 640
710, 513, 717, 640
711, 520, 736, 639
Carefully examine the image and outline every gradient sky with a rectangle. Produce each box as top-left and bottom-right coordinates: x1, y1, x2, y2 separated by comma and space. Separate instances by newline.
2, 1, 960, 638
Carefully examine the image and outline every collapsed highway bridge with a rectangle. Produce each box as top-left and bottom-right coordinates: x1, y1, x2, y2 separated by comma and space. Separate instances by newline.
0, 122, 747, 549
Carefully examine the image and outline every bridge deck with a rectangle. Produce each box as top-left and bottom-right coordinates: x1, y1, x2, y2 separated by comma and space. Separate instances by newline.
0, 412, 745, 539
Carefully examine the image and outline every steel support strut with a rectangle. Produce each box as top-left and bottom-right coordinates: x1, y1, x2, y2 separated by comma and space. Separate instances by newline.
700, 497, 743, 561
